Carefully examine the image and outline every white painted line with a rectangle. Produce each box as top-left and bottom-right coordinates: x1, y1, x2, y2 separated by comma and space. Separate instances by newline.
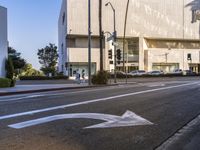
0, 95, 44, 102
0, 85, 125, 102
8, 110, 153, 129
0, 82, 199, 121
147, 84, 165, 87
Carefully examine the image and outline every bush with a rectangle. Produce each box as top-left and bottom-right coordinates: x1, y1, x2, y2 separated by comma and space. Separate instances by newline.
5, 57, 14, 79
19, 76, 69, 80
10, 79, 16, 87
5, 57, 16, 87
0, 78, 11, 88
92, 71, 108, 85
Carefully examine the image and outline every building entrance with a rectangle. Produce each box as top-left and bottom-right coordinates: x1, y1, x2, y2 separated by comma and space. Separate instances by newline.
189, 64, 200, 73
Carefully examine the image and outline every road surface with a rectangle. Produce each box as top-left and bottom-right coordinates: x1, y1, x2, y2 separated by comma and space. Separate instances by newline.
0, 79, 200, 150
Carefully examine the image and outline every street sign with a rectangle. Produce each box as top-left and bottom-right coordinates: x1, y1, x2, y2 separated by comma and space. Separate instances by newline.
8, 110, 153, 129
112, 42, 118, 46
107, 35, 113, 42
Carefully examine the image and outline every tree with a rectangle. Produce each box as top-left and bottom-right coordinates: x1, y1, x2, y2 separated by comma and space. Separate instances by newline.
21, 63, 43, 76
5, 57, 15, 87
8, 47, 27, 76
186, 0, 200, 23
5, 57, 14, 79
37, 43, 58, 76
123, 0, 130, 72
99, 0, 103, 71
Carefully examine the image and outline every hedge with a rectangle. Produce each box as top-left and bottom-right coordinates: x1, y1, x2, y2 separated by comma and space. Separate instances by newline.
0, 78, 11, 88
92, 71, 108, 85
19, 76, 69, 80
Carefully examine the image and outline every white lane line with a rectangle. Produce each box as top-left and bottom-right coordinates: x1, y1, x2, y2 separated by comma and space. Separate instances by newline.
147, 84, 165, 87
0, 95, 44, 102
0, 81, 193, 102
0, 85, 129, 102
0, 82, 199, 121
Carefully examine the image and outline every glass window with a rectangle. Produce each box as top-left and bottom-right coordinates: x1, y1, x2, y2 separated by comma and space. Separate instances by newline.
117, 38, 139, 63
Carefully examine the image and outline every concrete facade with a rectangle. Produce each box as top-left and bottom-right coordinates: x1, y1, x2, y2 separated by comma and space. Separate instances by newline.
59, 0, 200, 76
0, 6, 7, 77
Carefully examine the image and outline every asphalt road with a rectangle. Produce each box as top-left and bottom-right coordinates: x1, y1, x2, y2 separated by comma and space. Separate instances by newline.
1, 79, 200, 150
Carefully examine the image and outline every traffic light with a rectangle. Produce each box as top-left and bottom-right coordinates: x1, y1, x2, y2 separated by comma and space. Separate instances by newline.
116, 49, 121, 64
108, 49, 113, 59
116, 49, 121, 60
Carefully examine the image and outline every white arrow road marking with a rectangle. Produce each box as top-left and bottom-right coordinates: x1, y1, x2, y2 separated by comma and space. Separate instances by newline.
8, 111, 153, 129
1, 82, 199, 121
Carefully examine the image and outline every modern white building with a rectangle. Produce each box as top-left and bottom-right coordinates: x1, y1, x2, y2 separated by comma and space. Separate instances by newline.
58, 0, 200, 77
0, 6, 7, 77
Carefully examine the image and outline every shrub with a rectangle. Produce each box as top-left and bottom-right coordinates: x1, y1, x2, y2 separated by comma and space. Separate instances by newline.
10, 79, 16, 87
19, 76, 69, 80
5, 57, 16, 87
0, 78, 11, 88
92, 71, 108, 85
5, 57, 14, 80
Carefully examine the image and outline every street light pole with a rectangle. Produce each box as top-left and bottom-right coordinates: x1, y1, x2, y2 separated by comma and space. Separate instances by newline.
88, 0, 92, 85
105, 2, 117, 83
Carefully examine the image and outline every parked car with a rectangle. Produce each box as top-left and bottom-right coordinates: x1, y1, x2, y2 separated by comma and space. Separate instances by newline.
128, 70, 146, 76
109, 71, 129, 78
182, 70, 196, 76
148, 70, 164, 76
171, 69, 183, 75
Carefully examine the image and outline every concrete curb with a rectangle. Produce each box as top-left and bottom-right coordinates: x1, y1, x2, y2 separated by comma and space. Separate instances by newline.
0, 84, 118, 96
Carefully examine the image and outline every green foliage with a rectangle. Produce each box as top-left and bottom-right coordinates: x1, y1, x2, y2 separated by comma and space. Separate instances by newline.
5, 57, 14, 80
8, 47, 27, 76
5, 57, 16, 87
10, 79, 16, 87
0, 78, 11, 88
37, 43, 58, 76
19, 76, 69, 80
92, 70, 108, 85
21, 64, 44, 76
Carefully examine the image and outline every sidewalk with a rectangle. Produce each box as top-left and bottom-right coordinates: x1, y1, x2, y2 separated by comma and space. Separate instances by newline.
0, 83, 89, 96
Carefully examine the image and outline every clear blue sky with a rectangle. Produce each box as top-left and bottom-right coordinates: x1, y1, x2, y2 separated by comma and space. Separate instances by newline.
0, 0, 62, 69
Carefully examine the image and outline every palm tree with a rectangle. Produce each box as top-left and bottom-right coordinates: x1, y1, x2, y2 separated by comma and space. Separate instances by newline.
186, 0, 200, 23
186, 0, 200, 10
99, 0, 103, 71
186, 0, 200, 37
123, 0, 130, 72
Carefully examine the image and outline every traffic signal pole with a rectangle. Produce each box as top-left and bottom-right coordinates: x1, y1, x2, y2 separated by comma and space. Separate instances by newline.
105, 2, 117, 83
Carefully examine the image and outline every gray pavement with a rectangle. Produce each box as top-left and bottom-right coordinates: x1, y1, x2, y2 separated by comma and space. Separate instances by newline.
0, 79, 200, 150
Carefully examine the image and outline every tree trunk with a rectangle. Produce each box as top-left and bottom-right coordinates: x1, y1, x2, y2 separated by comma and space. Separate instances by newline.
99, 0, 103, 71
123, 0, 130, 72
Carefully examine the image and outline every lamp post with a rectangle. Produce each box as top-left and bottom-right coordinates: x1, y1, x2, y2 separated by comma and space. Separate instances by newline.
105, 2, 117, 83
